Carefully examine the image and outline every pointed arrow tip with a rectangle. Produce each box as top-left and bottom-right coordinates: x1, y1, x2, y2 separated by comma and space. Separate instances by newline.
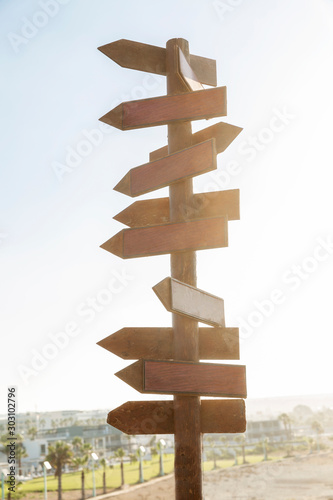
113, 172, 131, 196
100, 230, 124, 258
97, 40, 127, 64
99, 104, 123, 129
152, 277, 172, 311
115, 360, 143, 393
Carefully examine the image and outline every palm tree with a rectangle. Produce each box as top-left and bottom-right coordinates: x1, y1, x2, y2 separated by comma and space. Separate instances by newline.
72, 437, 84, 456
100, 458, 107, 494
16, 441, 28, 475
39, 419, 46, 430
311, 420, 324, 451
235, 435, 247, 464
71, 455, 88, 499
206, 436, 218, 469
278, 413, 292, 440
1, 434, 27, 476
27, 427, 37, 440
113, 448, 125, 486
149, 435, 157, 447
81, 442, 93, 456
307, 436, 314, 454
46, 441, 73, 500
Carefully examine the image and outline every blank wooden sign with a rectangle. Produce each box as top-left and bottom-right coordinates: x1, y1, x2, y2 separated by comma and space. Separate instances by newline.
115, 359, 247, 398
114, 139, 216, 197
150, 121, 242, 162
98, 39, 217, 86
99, 86, 227, 130
100, 216, 228, 259
97, 326, 239, 360
114, 189, 240, 228
107, 399, 246, 434
153, 277, 225, 327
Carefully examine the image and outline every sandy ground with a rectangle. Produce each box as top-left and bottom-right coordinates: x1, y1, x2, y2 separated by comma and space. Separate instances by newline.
23, 451, 333, 499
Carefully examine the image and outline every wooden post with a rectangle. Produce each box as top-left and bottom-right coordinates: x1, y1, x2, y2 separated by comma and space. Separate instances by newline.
97, 37, 247, 500
166, 38, 202, 499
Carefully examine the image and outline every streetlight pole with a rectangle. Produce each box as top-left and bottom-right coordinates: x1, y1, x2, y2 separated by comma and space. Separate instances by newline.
139, 446, 145, 483
263, 437, 267, 461
91, 453, 98, 497
43, 461, 52, 500
158, 439, 166, 477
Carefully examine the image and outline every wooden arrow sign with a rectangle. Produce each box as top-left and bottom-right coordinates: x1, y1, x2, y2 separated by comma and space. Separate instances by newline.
97, 326, 239, 360
99, 86, 227, 130
115, 359, 247, 398
150, 121, 242, 162
98, 39, 217, 86
107, 399, 246, 434
114, 139, 216, 197
100, 216, 228, 259
114, 189, 240, 228
153, 277, 225, 327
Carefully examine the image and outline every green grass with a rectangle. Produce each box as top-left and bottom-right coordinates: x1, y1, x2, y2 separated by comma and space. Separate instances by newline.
203, 454, 283, 472
20, 453, 283, 493
20, 455, 175, 493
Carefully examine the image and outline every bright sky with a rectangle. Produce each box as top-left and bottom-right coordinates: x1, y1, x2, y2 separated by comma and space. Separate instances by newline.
1, 0, 333, 415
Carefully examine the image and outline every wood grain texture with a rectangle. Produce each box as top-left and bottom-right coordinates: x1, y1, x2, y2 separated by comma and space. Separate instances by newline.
115, 359, 247, 398
153, 277, 225, 327
97, 326, 239, 360
98, 39, 166, 75
113, 189, 240, 227
190, 53, 217, 87
98, 39, 217, 86
150, 122, 243, 161
107, 399, 245, 434
100, 216, 228, 259
114, 139, 216, 197
200, 399, 246, 433
99, 86, 227, 130
166, 39, 202, 499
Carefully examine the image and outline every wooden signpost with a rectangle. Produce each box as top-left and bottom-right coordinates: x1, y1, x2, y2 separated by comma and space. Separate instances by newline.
107, 399, 246, 435
97, 37, 246, 500
150, 121, 243, 161
114, 188, 240, 227
99, 86, 227, 130
114, 139, 217, 197
100, 216, 228, 259
97, 326, 240, 360
153, 277, 226, 327
115, 359, 246, 398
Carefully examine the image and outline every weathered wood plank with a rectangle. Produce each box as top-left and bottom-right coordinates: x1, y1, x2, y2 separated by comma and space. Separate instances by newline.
115, 359, 247, 398
190, 53, 217, 87
97, 326, 239, 360
100, 216, 228, 259
114, 139, 216, 197
98, 39, 217, 86
114, 189, 239, 228
98, 39, 166, 75
107, 399, 246, 434
153, 277, 225, 327
150, 122, 242, 161
99, 86, 227, 130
